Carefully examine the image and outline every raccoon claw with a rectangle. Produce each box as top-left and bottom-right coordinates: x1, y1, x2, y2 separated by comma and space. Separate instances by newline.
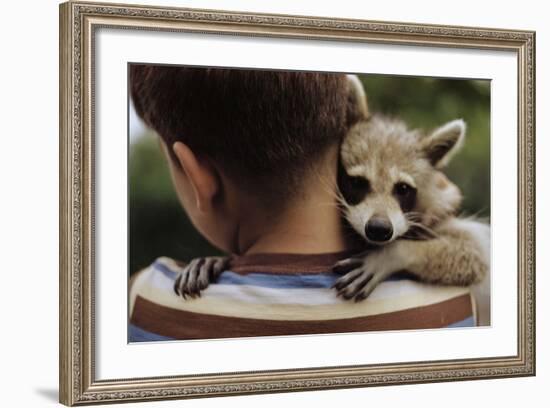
332, 257, 365, 275
332, 264, 365, 290
333, 258, 395, 302
174, 256, 229, 299
334, 267, 375, 300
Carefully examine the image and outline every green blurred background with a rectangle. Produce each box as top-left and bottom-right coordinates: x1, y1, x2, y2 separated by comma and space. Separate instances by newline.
129, 74, 490, 275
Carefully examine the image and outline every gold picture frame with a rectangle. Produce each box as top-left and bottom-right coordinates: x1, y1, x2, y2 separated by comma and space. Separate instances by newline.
59, 1, 535, 405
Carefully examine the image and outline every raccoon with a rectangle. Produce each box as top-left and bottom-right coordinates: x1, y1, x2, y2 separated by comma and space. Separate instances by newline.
333, 77, 490, 316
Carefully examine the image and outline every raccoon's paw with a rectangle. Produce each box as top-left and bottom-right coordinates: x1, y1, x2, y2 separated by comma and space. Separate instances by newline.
173, 256, 229, 299
332, 255, 395, 302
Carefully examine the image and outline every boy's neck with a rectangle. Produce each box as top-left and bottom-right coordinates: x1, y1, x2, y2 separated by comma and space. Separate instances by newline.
240, 203, 354, 255
235, 153, 356, 256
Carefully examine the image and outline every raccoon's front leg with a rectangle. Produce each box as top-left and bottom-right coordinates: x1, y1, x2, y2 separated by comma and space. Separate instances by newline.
174, 256, 229, 299
403, 218, 489, 287
333, 246, 410, 301
333, 219, 489, 302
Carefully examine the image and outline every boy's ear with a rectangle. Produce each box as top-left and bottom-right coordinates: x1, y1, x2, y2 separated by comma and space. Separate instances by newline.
346, 74, 369, 126
172, 142, 220, 212
421, 119, 466, 168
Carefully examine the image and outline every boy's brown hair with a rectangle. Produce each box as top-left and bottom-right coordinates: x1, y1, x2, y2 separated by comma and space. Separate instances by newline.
130, 65, 351, 205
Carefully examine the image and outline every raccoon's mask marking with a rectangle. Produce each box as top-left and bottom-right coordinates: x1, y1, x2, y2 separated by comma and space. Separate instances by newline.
337, 158, 370, 206
338, 160, 418, 213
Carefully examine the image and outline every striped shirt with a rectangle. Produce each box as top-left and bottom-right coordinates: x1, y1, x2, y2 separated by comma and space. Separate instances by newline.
129, 251, 476, 342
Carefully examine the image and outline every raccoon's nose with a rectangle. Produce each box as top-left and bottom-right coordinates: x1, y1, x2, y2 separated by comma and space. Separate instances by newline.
365, 217, 393, 243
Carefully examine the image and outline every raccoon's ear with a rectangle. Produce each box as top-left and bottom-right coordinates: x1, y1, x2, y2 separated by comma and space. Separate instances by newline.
346, 74, 369, 127
421, 119, 466, 168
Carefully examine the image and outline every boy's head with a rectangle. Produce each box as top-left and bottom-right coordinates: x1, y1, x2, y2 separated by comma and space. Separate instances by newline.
130, 65, 352, 253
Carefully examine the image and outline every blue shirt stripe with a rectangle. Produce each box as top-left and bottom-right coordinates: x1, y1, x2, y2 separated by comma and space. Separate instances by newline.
216, 271, 337, 288
129, 323, 175, 342
447, 316, 475, 328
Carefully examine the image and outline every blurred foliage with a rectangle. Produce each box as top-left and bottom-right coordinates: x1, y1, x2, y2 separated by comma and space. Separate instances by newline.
129, 74, 490, 274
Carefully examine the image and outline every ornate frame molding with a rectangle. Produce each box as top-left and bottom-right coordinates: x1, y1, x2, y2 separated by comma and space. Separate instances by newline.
59, 1, 535, 405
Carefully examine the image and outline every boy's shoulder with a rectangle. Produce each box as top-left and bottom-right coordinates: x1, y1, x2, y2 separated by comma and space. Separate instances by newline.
129, 256, 183, 312
128, 253, 478, 342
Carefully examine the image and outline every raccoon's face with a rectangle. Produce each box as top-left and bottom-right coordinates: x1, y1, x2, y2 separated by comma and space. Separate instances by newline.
338, 155, 418, 244
338, 115, 465, 245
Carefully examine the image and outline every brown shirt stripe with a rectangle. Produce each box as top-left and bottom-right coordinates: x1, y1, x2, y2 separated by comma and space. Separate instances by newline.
228, 249, 361, 275
130, 294, 473, 340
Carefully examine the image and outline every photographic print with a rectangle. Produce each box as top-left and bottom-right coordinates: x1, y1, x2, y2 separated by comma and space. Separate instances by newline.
59, 1, 534, 405
128, 67, 491, 342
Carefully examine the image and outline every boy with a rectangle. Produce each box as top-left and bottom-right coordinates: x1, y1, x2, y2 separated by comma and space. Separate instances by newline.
128, 66, 477, 341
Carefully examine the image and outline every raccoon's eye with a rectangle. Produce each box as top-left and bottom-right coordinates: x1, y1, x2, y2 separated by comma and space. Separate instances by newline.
393, 182, 417, 212
394, 182, 414, 197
